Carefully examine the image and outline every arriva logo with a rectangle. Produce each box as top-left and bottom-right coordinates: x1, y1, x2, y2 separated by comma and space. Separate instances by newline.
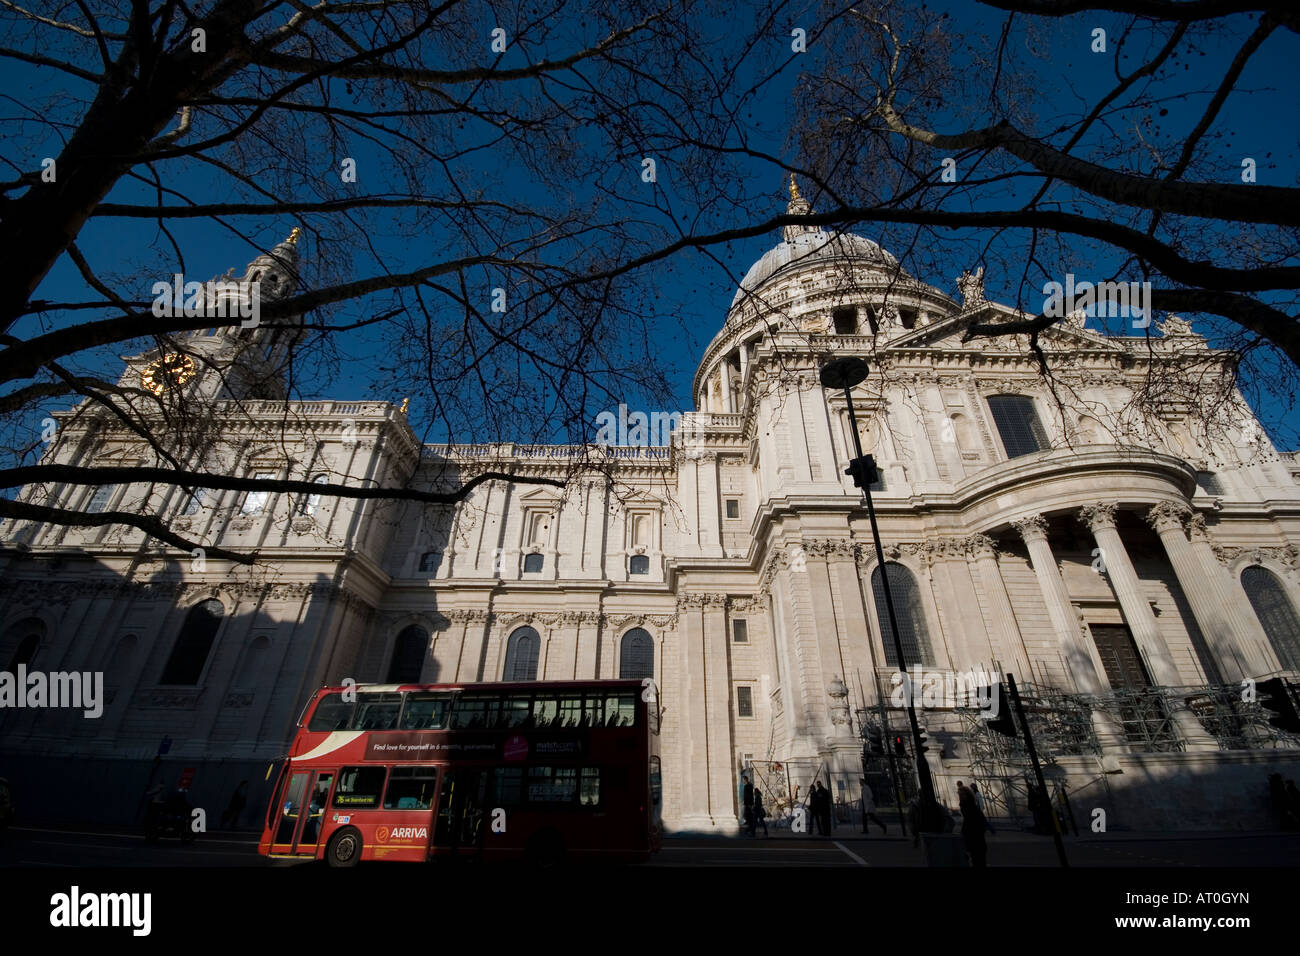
376, 826, 427, 842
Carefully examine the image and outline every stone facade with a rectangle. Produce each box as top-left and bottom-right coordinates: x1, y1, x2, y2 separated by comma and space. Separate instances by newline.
4, 210, 1300, 832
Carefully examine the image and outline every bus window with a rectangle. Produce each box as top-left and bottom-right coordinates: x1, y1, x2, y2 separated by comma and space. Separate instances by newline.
533, 696, 559, 729
558, 695, 582, 728
529, 766, 578, 803
400, 693, 450, 730
333, 765, 387, 808
650, 756, 662, 808
383, 766, 439, 810
350, 693, 402, 730
490, 767, 523, 806
602, 693, 636, 727
580, 768, 600, 806
450, 695, 499, 729
308, 692, 354, 732
584, 694, 605, 727
501, 694, 531, 728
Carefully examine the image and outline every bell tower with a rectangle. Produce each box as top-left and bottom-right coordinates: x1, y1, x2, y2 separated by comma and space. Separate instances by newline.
124, 228, 306, 404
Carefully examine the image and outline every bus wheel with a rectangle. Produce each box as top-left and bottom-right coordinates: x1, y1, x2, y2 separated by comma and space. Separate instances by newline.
325, 827, 362, 868
526, 831, 565, 867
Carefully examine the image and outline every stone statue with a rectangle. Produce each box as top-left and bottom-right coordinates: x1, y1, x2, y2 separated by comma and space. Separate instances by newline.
956, 266, 985, 306
1158, 314, 1194, 336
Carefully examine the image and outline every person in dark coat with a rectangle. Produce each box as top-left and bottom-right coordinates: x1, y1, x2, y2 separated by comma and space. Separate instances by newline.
957, 782, 988, 867
741, 773, 754, 834
752, 788, 769, 837
816, 781, 833, 835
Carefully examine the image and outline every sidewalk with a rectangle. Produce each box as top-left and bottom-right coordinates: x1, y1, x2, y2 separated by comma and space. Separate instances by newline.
672, 814, 1291, 843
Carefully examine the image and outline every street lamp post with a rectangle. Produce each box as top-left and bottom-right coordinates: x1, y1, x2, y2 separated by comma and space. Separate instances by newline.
820, 356, 943, 832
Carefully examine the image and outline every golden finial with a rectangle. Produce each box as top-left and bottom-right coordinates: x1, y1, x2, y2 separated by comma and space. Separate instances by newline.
285, 226, 302, 246
789, 173, 802, 201
399, 397, 410, 414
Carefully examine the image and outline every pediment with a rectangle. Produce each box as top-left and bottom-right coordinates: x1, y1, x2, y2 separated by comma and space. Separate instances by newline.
517, 486, 563, 505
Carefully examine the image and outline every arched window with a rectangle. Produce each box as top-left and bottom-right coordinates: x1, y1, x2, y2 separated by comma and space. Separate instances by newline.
987, 395, 1050, 458
5, 618, 44, 671
504, 626, 540, 681
300, 474, 328, 516
870, 563, 934, 668
1241, 566, 1300, 671
629, 554, 650, 575
241, 472, 275, 515
619, 628, 654, 680
386, 626, 427, 684
159, 599, 224, 685
235, 636, 270, 691
522, 552, 544, 573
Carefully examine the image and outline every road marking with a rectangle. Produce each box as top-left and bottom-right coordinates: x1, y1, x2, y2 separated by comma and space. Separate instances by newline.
833, 841, 869, 865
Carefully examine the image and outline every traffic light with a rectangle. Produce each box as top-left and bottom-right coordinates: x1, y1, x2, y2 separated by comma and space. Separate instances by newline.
867, 729, 884, 755
981, 683, 1018, 737
916, 725, 930, 755
844, 455, 879, 489
1258, 678, 1300, 733
893, 735, 906, 757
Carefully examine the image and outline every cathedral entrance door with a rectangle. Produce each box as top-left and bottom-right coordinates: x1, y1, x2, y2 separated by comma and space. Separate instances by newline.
1090, 624, 1178, 749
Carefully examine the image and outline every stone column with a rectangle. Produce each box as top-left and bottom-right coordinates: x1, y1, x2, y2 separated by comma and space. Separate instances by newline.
677, 596, 721, 829
1079, 503, 1218, 752
1012, 514, 1127, 753
1188, 515, 1278, 677
1012, 516, 1105, 694
968, 534, 1034, 681
696, 452, 724, 557
719, 366, 732, 414
702, 598, 737, 825
1144, 503, 1248, 683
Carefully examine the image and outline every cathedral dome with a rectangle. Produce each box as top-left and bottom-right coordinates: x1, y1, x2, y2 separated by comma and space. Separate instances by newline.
729, 228, 898, 310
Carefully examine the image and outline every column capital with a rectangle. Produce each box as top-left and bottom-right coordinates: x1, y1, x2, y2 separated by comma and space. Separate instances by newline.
965, 533, 999, 558
1011, 514, 1048, 542
1145, 501, 1191, 536
1078, 502, 1119, 533
1187, 513, 1211, 543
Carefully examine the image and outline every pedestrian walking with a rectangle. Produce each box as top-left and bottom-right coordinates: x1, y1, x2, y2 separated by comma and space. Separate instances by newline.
957, 781, 988, 867
860, 780, 887, 835
752, 788, 769, 837
970, 782, 994, 834
819, 781, 834, 835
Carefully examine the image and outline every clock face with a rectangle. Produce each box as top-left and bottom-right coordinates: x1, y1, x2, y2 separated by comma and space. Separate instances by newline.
140, 353, 196, 395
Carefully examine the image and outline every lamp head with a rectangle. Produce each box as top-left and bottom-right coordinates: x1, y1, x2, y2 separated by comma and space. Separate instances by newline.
819, 356, 869, 390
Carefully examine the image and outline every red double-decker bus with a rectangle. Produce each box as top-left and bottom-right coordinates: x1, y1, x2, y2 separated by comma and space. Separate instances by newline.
259, 678, 662, 866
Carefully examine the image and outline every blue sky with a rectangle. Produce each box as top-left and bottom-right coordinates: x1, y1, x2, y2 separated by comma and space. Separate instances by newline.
3, 2, 1296, 452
